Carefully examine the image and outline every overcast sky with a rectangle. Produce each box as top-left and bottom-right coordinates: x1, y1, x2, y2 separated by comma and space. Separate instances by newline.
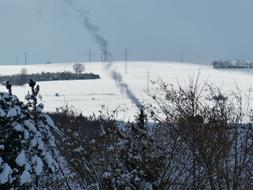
0, 0, 253, 64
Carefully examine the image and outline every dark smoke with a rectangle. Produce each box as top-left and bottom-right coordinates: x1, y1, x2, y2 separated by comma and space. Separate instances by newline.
63, 1, 142, 108
74, 9, 112, 60
109, 68, 142, 108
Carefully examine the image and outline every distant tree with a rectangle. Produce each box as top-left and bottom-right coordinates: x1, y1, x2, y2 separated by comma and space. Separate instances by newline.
73, 63, 85, 75
20, 68, 28, 75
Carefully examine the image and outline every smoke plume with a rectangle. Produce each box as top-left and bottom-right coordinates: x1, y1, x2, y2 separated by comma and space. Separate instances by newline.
63, 1, 142, 108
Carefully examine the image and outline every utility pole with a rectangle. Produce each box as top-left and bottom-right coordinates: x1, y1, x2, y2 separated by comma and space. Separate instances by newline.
101, 54, 103, 64
24, 52, 28, 65
88, 48, 91, 62
180, 52, 184, 63
125, 48, 128, 74
16, 56, 19, 65
104, 40, 107, 62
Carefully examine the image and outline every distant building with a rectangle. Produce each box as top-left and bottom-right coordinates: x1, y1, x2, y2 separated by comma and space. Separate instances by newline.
212, 60, 253, 69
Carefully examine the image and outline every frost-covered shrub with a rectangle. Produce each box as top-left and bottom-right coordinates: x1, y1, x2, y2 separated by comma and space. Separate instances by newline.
0, 80, 60, 189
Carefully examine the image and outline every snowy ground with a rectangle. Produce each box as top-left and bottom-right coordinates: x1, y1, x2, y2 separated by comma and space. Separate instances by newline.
0, 61, 253, 121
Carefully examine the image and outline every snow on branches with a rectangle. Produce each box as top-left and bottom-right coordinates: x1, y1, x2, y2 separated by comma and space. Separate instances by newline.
0, 80, 60, 189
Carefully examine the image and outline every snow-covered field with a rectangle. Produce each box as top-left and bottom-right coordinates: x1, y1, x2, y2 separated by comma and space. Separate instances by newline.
0, 61, 253, 120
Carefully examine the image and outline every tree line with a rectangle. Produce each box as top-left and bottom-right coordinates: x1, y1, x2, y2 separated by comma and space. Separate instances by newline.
0, 63, 100, 86
0, 70, 100, 86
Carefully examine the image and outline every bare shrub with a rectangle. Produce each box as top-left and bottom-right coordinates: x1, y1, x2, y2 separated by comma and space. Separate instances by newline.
146, 78, 253, 189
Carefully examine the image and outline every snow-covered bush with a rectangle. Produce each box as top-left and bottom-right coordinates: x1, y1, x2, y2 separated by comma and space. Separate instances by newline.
53, 106, 166, 190
0, 80, 60, 189
51, 105, 118, 189
106, 109, 165, 190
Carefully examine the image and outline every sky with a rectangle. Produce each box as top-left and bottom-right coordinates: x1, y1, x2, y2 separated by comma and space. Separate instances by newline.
0, 0, 253, 65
